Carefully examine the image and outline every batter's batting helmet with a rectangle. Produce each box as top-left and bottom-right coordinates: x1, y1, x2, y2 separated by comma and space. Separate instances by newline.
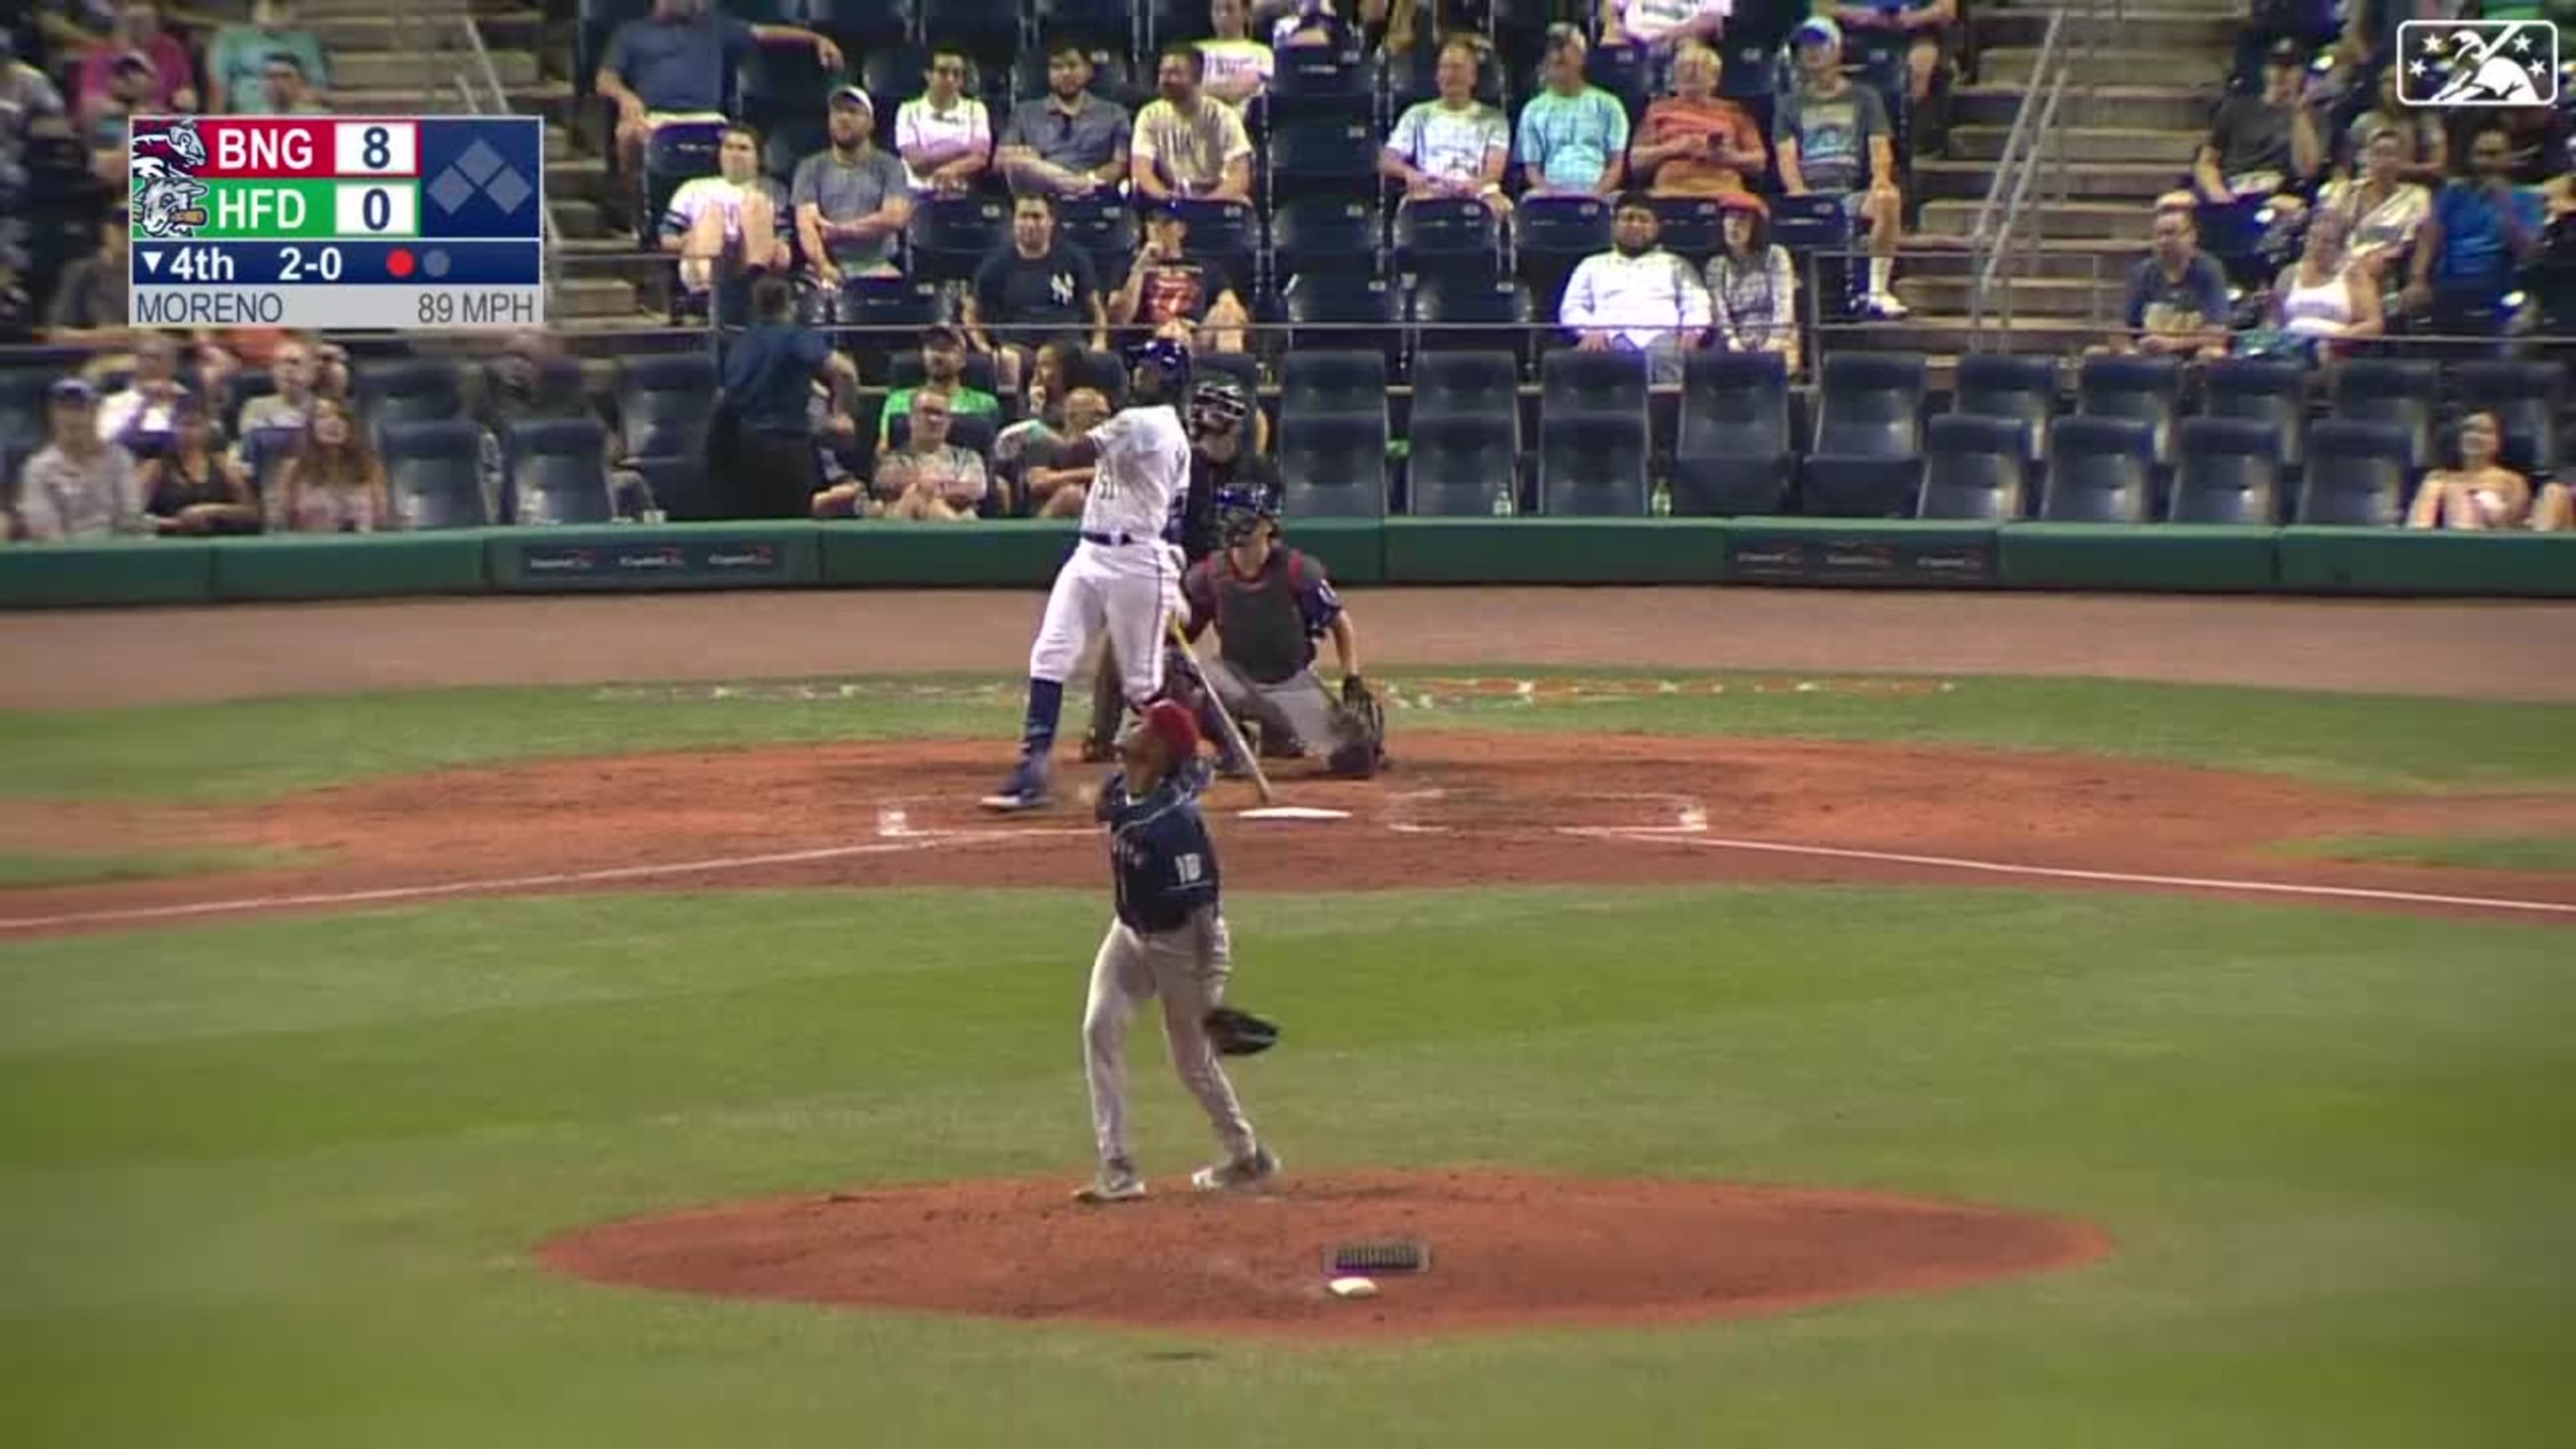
1128, 338, 1193, 397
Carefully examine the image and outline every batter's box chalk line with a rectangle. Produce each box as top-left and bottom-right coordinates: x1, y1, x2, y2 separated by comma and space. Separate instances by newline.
1555, 829, 2576, 918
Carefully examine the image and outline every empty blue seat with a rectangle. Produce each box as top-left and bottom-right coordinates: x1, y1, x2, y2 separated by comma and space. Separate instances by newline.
2200, 357, 2308, 469
1407, 413, 1518, 517
503, 417, 616, 525
2296, 420, 2412, 525
1540, 412, 1650, 516
1802, 352, 1927, 517
380, 419, 492, 530
2168, 416, 2283, 524
2076, 353, 2182, 464
2042, 415, 2155, 523
2330, 359, 2439, 469
1672, 350, 1792, 516
1918, 413, 2028, 521
1952, 353, 2055, 460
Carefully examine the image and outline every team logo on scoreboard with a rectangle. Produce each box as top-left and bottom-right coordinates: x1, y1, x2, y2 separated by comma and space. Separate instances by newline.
128, 117, 212, 239
2397, 20, 2561, 108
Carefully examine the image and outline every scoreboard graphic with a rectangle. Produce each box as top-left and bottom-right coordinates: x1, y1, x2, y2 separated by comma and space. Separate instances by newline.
126, 116, 547, 331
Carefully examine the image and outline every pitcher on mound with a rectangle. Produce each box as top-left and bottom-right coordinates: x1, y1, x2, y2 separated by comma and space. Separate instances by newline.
983, 339, 1199, 813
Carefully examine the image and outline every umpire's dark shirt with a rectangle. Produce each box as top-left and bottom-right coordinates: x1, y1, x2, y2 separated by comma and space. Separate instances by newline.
1181, 448, 1281, 563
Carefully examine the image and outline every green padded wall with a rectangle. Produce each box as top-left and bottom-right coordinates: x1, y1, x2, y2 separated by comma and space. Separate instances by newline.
1382, 519, 1731, 584
820, 520, 1078, 587
487, 523, 821, 592
0, 541, 214, 608
209, 533, 487, 601
2277, 528, 2576, 597
2000, 524, 2279, 593
1725, 520, 1999, 587
1277, 518, 1384, 585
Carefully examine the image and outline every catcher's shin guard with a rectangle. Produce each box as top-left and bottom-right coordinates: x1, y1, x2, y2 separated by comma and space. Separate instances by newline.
1081, 648, 1124, 761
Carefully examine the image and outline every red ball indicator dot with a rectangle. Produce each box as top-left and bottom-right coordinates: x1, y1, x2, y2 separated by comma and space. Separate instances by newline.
386, 248, 417, 280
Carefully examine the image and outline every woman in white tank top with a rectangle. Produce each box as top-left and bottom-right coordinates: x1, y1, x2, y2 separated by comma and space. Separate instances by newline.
2267, 208, 2381, 360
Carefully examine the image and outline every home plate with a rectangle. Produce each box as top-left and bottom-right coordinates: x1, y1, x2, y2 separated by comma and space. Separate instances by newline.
1239, 806, 1351, 821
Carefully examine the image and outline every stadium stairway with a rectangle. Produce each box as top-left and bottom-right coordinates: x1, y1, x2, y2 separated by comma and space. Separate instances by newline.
271, 0, 649, 329
1874, 0, 2244, 369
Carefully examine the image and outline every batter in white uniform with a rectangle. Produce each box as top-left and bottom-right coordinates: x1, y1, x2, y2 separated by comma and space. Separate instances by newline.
982, 340, 1199, 812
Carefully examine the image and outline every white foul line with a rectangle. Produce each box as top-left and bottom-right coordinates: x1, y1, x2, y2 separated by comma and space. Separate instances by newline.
1559, 828, 2576, 918
0, 840, 949, 933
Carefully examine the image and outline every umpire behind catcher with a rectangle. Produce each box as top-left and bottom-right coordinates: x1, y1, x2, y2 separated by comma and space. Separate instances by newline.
1177, 482, 1387, 778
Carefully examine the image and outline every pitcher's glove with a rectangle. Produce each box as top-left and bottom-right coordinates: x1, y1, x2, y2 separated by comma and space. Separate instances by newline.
1204, 1005, 1281, 1056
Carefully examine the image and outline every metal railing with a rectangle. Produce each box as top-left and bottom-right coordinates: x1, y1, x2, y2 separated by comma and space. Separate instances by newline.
1968, 0, 2132, 347
455, 15, 567, 313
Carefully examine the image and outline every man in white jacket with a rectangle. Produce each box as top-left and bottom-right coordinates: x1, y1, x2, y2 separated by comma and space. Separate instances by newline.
1557, 195, 1712, 383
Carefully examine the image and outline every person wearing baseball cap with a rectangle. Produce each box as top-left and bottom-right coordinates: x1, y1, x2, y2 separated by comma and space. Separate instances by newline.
2192, 37, 2322, 210
789, 83, 911, 294
1705, 191, 1803, 370
16, 376, 147, 541
873, 325, 1004, 450
1774, 17, 1912, 318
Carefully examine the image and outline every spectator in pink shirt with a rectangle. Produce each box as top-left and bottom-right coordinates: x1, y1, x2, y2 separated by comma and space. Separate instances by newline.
76, 3, 199, 129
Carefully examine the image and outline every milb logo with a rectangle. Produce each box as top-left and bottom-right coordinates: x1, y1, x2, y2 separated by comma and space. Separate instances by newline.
2397, 20, 2561, 108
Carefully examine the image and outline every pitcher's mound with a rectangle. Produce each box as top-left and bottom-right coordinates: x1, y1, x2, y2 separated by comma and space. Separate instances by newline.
535, 1168, 2109, 1339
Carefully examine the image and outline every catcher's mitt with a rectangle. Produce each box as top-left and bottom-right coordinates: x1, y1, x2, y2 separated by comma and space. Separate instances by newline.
1325, 675, 1387, 778
1204, 1005, 1281, 1056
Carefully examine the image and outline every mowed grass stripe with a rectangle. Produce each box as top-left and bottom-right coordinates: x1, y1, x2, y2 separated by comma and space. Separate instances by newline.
0, 674, 2570, 803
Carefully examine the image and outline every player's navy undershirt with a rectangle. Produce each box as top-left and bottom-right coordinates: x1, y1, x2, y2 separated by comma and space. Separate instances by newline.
1096, 759, 1222, 932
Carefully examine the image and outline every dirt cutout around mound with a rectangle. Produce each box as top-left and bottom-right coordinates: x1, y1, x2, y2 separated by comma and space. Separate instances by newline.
3, 733, 2572, 936
534, 1169, 2111, 1340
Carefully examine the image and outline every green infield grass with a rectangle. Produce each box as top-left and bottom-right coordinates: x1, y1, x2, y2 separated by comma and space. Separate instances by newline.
2, 886, 2570, 1448
0, 672, 2571, 803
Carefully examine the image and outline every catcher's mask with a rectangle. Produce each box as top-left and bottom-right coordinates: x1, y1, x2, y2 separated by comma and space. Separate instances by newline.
1186, 376, 1250, 444
1214, 481, 1278, 546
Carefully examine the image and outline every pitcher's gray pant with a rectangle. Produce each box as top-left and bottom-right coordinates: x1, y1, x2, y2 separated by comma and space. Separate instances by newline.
1198, 660, 1346, 756
1083, 904, 1258, 1168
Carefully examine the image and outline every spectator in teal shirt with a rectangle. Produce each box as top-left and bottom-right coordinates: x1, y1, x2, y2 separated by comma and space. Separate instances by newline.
209, 0, 330, 115
1514, 24, 1629, 197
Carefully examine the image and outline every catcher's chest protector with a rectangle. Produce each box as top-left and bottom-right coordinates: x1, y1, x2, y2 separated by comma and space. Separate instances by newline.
1209, 553, 1312, 685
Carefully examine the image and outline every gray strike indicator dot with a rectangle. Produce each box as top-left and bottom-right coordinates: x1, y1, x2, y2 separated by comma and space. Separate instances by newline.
424, 250, 451, 280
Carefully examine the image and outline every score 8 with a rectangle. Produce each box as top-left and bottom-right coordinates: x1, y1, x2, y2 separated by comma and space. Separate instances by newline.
332, 121, 418, 176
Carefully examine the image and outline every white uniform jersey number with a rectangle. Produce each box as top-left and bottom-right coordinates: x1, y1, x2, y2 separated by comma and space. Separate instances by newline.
1081, 405, 1190, 538
1174, 852, 1205, 884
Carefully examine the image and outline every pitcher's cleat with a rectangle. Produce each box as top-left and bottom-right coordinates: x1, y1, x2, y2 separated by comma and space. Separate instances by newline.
1190, 1146, 1281, 1192
1074, 1158, 1147, 1204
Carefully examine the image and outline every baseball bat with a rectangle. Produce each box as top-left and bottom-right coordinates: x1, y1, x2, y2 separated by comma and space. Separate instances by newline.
1167, 614, 1277, 806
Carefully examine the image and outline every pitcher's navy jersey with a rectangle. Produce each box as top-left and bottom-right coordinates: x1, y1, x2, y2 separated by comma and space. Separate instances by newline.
1096, 758, 1222, 932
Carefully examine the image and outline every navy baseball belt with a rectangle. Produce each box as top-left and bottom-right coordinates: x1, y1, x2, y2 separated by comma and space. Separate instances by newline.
1082, 530, 1154, 547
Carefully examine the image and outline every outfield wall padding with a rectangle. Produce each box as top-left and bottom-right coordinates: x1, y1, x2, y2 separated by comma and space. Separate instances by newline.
2274, 528, 2576, 597
208, 532, 489, 601
488, 523, 820, 592
7, 522, 2576, 606
1999, 524, 2280, 593
1724, 520, 1999, 587
1382, 519, 1732, 584
0, 540, 215, 607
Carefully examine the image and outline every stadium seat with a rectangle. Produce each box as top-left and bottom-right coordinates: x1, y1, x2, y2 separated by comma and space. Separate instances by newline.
1409, 275, 1534, 362
1406, 413, 1518, 517
1266, 116, 1384, 206
1166, 199, 1262, 296
1280, 349, 1389, 420
2450, 361, 2563, 474
807, 0, 913, 52
503, 418, 616, 525
1951, 353, 2055, 460
2329, 359, 2439, 470
1411, 350, 1520, 428
1281, 275, 1404, 366
1148, 0, 1212, 47
857, 43, 932, 115
2295, 420, 2412, 526
1918, 414, 2029, 521
905, 196, 1011, 285
1393, 198, 1505, 282
1801, 352, 1927, 517
2041, 415, 2154, 523
920, 0, 1023, 65
356, 361, 465, 440
1072, 347, 1129, 406
1032, 0, 1130, 46
1276, 409, 1391, 517
239, 425, 306, 507
380, 419, 493, 530
0, 368, 52, 453
1671, 350, 1793, 517
734, 40, 840, 132
1767, 194, 1855, 321
2075, 353, 2182, 464
2199, 357, 2308, 469
2168, 417, 2282, 525
218, 369, 278, 437
1583, 40, 1650, 121
1055, 195, 1139, 279
824, 275, 940, 378
639, 121, 725, 237
1270, 196, 1384, 278
1540, 347, 1648, 423
614, 353, 721, 458
763, 120, 828, 184
1540, 412, 1650, 516
1514, 195, 1615, 314
1267, 43, 1379, 119
1649, 197, 1727, 266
